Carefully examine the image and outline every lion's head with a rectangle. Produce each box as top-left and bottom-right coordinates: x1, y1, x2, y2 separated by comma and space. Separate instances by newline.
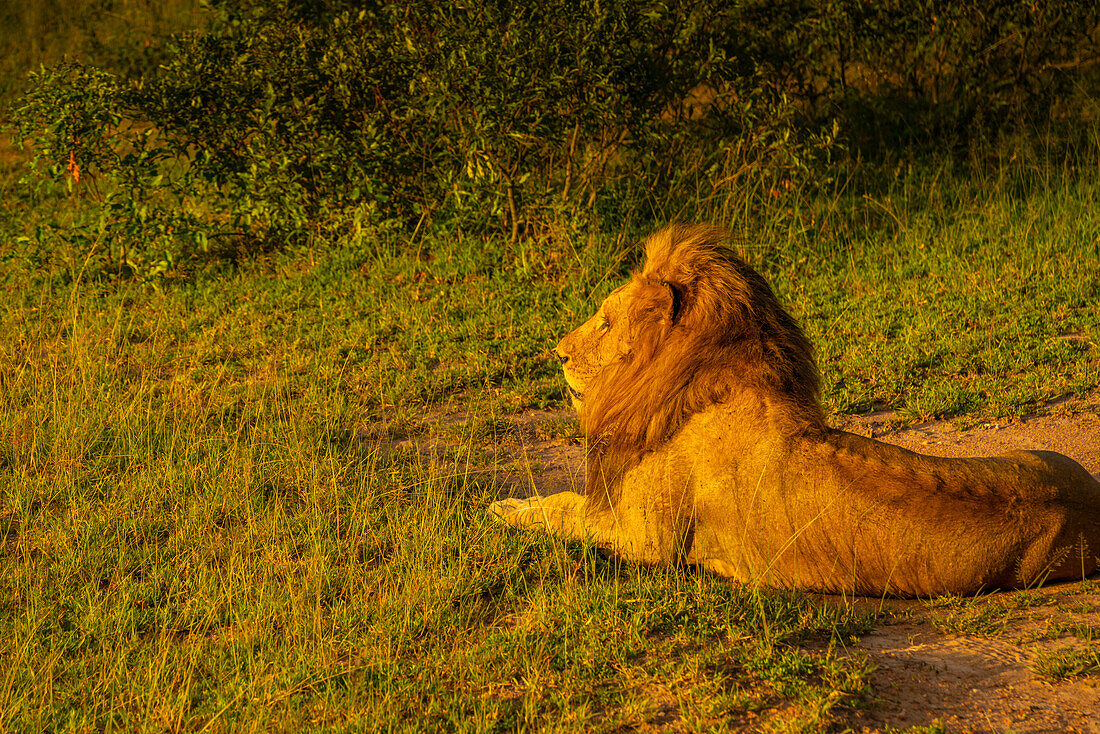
555, 224, 825, 508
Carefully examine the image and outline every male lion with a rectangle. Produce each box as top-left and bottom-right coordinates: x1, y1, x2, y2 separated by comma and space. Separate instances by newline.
491, 224, 1100, 596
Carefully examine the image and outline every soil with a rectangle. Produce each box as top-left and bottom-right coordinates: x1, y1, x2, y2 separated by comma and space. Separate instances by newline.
396, 398, 1100, 732
840, 595, 1100, 733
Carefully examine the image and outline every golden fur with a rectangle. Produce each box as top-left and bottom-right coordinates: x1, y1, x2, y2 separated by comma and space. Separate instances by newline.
492, 224, 1100, 596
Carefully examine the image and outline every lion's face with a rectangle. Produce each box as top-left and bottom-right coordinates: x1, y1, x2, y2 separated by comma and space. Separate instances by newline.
555, 279, 676, 408
554, 283, 639, 407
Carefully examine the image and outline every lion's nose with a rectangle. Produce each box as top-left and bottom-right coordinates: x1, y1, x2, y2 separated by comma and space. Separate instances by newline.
556, 350, 568, 365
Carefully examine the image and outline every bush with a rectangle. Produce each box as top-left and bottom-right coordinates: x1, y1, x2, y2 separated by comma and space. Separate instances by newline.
8, 0, 1098, 272
747, 1, 1100, 153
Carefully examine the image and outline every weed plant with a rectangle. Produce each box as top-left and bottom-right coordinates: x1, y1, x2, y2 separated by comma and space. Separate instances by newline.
1033, 645, 1100, 682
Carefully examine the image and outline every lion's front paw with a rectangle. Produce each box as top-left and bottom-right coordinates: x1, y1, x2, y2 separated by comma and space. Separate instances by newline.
489, 497, 531, 525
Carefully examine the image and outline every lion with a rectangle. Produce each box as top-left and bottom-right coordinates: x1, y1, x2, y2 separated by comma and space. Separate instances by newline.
491, 223, 1100, 597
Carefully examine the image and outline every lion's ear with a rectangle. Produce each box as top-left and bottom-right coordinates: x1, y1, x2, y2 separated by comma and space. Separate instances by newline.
665, 281, 683, 324
632, 279, 681, 326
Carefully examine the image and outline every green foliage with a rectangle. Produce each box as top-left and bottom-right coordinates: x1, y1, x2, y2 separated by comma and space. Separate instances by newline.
12, 62, 210, 277
740, 1, 1100, 152
12, 0, 831, 263
6, 0, 1100, 271
0, 0, 821, 267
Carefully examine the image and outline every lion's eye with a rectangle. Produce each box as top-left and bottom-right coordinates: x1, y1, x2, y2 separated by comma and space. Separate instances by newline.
599, 319, 611, 333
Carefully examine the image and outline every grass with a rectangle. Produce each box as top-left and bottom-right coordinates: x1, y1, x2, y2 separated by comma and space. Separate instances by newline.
1, 127, 1099, 728
1033, 644, 1100, 682
920, 582, 1100, 642
0, 308, 874, 730
0, 232, 879, 730
925, 595, 1013, 638
5, 140, 1098, 424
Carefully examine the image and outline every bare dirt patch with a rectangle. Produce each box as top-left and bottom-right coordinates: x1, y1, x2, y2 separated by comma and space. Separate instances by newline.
860, 623, 1098, 732
838, 582, 1100, 733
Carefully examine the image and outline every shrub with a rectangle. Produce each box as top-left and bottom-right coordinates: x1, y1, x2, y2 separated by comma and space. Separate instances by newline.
8, 0, 1098, 272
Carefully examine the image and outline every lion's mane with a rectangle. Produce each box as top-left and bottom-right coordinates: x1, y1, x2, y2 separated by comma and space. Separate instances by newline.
581, 224, 826, 511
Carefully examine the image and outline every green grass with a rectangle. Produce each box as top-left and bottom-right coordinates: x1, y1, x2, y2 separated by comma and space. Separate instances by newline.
1033, 644, 1100, 682
2, 147, 1098, 729
781, 145, 1100, 419
0, 195, 886, 728
0, 287, 875, 729
5, 140, 1098, 424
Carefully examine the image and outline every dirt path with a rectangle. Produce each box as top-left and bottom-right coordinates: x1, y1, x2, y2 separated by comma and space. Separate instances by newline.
831, 402, 1100, 479
841, 587, 1100, 733
403, 399, 1100, 731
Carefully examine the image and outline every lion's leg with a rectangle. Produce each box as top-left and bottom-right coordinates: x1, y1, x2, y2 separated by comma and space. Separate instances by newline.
490, 492, 598, 541
490, 492, 684, 566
